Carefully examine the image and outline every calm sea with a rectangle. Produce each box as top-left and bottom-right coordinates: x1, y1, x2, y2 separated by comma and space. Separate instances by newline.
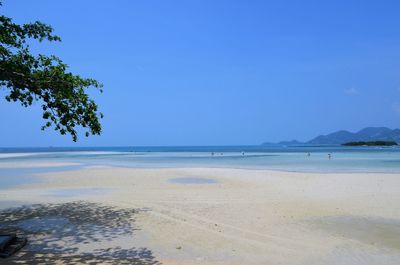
1, 145, 400, 173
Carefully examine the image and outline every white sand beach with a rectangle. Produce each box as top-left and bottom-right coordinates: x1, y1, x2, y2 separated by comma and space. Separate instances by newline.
2, 164, 400, 264
2, 0, 400, 263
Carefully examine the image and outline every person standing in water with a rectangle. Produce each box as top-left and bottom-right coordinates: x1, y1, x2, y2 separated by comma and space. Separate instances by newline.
328, 153, 332, 160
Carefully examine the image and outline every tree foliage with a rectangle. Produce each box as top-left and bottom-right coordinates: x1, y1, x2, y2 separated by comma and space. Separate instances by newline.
0, 2, 103, 141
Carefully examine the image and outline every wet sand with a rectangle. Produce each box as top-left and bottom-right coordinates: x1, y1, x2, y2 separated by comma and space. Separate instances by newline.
1, 165, 400, 264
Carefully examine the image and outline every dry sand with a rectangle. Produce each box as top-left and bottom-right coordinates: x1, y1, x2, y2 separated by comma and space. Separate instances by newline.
2, 165, 400, 264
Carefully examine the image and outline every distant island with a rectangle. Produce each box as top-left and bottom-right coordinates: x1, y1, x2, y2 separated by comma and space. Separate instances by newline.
342, 141, 398, 146
263, 127, 400, 146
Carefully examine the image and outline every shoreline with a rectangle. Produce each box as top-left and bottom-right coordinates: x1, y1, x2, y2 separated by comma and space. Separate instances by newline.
2, 161, 400, 175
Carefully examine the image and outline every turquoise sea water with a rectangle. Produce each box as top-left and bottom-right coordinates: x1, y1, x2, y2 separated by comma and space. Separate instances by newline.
1, 145, 400, 174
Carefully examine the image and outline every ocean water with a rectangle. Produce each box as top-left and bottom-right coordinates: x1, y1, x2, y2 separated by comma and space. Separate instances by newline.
0, 145, 400, 174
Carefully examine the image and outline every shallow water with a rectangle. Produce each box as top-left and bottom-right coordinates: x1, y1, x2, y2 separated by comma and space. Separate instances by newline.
0, 164, 82, 190
0, 174, 37, 189
0, 146, 400, 174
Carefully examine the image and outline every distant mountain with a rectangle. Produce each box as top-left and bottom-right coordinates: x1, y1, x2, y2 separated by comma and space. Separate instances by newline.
307, 127, 400, 145
262, 127, 400, 146
262, 140, 303, 146
278, 140, 303, 145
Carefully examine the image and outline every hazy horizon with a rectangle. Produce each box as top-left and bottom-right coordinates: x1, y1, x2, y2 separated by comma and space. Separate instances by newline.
1, 0, 400, 147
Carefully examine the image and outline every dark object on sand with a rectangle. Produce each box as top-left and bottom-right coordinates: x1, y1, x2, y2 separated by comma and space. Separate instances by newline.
0, 234, 27, 258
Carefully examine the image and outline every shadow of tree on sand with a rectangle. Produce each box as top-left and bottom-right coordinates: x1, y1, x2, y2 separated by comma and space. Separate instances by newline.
0, 201, 161, 264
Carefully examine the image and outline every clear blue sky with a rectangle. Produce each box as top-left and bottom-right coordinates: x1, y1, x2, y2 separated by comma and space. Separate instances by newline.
1, 0, 400, 147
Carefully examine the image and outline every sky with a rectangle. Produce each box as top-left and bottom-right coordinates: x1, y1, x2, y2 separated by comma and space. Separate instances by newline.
1, 0, 400, 147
